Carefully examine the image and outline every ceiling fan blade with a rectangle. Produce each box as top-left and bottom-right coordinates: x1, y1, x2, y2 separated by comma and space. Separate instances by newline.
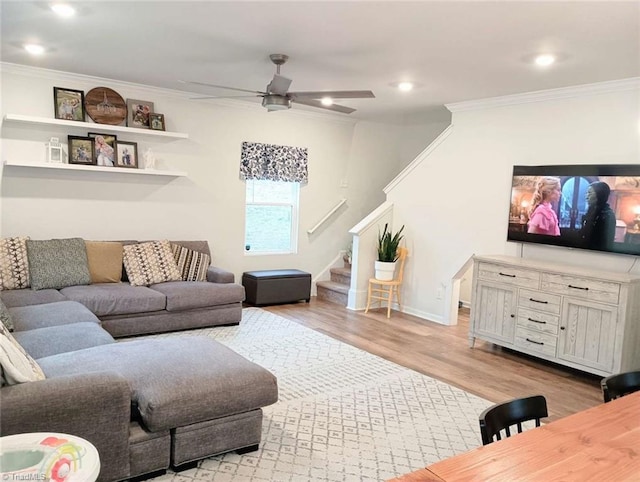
289, 90, 375, 100
189, 94, 262, 100
179, 80, 266, 95
293, 98, 356, 114
267, 74, 292, 95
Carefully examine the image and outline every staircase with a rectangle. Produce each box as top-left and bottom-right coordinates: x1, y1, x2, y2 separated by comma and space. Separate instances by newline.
316, 262, 351, 306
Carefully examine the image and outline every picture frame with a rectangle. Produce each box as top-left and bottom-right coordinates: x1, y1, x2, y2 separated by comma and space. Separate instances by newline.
149, 113, 165, 131
54, 87, 85, 122
88, 132, 117, 167
68, 135, 96, 165
115, 141, 138, 169
126, 99, 154, 129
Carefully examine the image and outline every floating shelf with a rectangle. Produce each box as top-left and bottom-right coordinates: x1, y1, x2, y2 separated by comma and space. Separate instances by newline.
2, 114, 189, 140
3, 160, 187, 177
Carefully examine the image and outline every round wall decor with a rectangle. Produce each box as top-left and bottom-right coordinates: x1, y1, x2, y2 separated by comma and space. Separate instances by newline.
84, 87, 127, 125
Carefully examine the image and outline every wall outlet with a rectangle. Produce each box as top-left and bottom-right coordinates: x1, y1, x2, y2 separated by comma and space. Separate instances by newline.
340, 179, 348, 188
436, 287, 443, 299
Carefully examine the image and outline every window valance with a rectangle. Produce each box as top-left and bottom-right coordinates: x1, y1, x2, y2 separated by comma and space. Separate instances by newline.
240, 141, 308, 183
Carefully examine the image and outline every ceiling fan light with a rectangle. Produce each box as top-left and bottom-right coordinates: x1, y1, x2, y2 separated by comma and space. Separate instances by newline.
321, 97, 333, 106
262, 95, 291, 111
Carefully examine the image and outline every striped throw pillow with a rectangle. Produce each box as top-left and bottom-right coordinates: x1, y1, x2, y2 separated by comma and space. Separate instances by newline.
171, 244, 211, 282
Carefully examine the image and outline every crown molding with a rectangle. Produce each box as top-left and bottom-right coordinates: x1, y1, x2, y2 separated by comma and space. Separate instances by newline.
0, 62, 357, 127
446, 77, 640, 113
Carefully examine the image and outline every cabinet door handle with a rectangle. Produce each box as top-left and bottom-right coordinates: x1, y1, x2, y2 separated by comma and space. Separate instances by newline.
527, 317, 546, 324
499, 272, 516, 278
560, 326, 565, 330
568, 284, 589, 291
529, 298, 548, 304
526, 338, 545, 345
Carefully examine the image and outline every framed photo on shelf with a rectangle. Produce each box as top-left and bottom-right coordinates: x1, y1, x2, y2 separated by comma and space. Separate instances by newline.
126, 99, 154, 129
115, 141, 138, 169
68, 135, 96, 165
149, 113, 165, 131
54, 87, 85, 122
88, 132, 117, 167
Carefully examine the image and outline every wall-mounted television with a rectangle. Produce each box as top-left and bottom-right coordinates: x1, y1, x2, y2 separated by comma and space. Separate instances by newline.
507, 165, 640, 256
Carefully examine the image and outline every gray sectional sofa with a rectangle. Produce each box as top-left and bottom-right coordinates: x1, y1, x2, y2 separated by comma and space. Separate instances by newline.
0, 240, 245, 337
0, 238, 279, 481
1, 301, 278, 481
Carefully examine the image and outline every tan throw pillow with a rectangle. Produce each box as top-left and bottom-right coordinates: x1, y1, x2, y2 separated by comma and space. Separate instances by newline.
85, 241, 123, 283
171, 243, 211, 282
123, 240, 182, 287
0, 236, 30, 290
0, 322, 46, 385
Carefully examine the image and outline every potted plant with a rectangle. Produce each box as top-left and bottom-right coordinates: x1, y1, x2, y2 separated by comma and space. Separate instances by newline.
343, 242, 352, 268
375, 223, 405, 280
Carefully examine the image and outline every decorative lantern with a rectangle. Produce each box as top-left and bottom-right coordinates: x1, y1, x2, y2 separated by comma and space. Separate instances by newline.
46, 137, 63, 163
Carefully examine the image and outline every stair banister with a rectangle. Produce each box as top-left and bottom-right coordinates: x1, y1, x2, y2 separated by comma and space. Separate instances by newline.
307, 198, 347, 234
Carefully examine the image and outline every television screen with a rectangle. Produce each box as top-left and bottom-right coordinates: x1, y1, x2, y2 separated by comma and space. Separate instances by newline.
507, 165, 640, 256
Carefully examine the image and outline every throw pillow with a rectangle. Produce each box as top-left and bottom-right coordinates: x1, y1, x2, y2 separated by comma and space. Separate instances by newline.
85, 241, 123, 283
123, 240, 182, 287
0, 322, 46, 385
0, 299, 13, 331
171, 243, 211, 282
0, 236, 30, 290
27, 238, 91, 290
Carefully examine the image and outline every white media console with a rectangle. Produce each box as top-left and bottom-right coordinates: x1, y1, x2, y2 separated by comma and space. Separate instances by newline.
469, 254, 640, 376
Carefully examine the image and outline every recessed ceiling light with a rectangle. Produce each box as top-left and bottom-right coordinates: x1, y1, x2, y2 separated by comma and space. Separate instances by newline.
24, 44, 45, 55
397, 82, 414, 92
321, 97, 333, 106
51, 3, 75, 17
535, 54, 556, 67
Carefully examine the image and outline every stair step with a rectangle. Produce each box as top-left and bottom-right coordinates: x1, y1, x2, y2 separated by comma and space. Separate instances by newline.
316, 280, 349, 306
330, 267, 351, 285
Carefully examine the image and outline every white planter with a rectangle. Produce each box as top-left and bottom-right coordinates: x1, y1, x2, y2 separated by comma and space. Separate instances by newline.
374, 261, 396, 281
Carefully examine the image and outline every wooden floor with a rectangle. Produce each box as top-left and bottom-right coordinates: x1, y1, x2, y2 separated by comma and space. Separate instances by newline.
264, 298, 603, 421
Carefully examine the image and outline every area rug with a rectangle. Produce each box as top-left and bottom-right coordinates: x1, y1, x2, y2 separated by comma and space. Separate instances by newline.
141, 307, 492, 481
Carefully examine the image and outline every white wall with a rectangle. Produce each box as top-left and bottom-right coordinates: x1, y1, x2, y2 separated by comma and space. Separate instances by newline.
386, 80, 640, 324
0, 64, 446, 282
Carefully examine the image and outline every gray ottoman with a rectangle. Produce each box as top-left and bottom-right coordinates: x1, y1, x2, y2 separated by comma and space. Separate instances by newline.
242, 269, 311, 306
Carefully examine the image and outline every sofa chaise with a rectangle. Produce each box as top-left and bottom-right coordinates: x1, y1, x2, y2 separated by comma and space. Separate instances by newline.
0, 294, 278, 481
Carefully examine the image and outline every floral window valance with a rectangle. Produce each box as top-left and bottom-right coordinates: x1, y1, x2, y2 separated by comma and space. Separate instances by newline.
240, 141, 308, 183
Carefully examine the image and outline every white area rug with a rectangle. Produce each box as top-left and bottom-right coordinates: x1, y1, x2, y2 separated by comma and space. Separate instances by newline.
144, 308, 492, 481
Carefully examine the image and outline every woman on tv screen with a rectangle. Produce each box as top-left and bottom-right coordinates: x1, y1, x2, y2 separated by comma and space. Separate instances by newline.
527, 176, 561, 236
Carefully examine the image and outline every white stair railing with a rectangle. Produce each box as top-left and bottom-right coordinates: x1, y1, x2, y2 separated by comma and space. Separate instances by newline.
307, 198, 347, 234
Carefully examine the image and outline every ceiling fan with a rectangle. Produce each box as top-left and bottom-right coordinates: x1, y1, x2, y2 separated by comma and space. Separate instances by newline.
182, 54, 375, 114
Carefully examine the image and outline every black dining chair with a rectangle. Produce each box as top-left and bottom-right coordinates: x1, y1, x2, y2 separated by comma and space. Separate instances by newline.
601, 371, 640, 402
479, 395, 548, 445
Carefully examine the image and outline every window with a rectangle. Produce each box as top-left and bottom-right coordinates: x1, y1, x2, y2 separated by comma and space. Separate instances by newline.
245, 179, 299, 254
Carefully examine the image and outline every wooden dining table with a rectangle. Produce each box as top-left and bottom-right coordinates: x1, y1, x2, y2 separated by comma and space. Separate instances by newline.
390, 390, 640, 481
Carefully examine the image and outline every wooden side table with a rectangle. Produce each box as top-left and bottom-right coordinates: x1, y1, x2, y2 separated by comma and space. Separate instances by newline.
0, 432, 100, 482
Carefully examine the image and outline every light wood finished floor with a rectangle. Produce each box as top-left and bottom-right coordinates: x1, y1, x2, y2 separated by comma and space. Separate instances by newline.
264, 298, 603, 422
